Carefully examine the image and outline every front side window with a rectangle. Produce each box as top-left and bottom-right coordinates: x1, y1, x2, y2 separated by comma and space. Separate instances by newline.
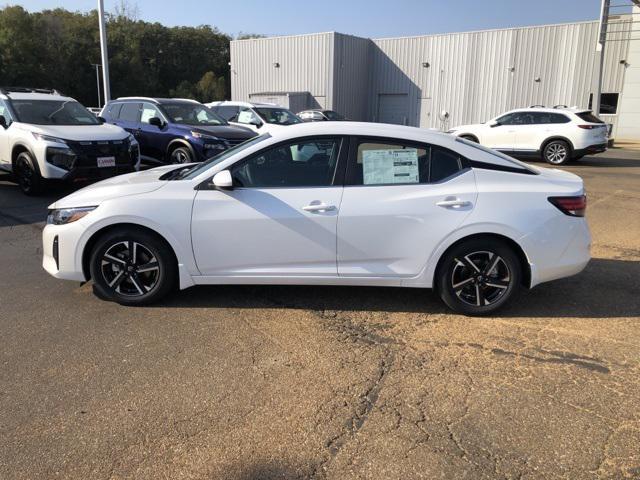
141, 103, 163, 124
254, 107, 302, 125
236, 107, 262, 125
162, 103, 226, 126
215, 105, 239, 121
11, 100, 99, 125
347, 139, 463, 186
324, 111, 344, 121
231, 137, 341, 188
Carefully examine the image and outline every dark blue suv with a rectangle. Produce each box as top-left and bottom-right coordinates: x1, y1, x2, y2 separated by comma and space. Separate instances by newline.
100, 97, 256, 165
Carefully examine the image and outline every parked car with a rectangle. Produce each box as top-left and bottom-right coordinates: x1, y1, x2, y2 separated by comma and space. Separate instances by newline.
42, 122, 590, 315
207, 101, 302, 134
298, 109, 345, 122
447, 106, 608, 165
101, 97, 256, 165
0, 87, 140, 195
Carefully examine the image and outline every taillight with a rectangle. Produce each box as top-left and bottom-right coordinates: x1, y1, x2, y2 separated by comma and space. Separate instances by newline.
548, 195, 587, 217
578, 125, 600, 130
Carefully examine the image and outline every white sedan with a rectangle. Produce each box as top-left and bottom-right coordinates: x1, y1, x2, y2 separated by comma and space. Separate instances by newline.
42, 122, 591, 315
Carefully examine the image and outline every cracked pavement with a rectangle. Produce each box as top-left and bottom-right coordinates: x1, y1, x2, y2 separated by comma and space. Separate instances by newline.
1, 148, 639, 479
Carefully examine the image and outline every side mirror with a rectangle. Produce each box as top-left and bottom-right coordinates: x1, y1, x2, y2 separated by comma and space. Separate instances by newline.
211, 170, 233, 189
489, 121, 500, 128
97, 116, 106, 124
0, 115, 7, 129
149, 117, 163, 128
251, 119, 263, 128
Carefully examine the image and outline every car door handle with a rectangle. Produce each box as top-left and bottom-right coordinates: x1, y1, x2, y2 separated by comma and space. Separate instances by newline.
302, 203, 336, 213
436, 199, 472, 208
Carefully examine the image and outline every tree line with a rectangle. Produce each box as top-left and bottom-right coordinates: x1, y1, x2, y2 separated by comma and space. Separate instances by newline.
0, 5, 245, 107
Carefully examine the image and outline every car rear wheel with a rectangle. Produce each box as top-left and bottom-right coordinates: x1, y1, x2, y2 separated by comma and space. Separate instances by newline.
169, 146, 193, 164
543, 140, 571, 165
15, 151, 44, 195
436, 238, 521, 316
89, 228, 177, 306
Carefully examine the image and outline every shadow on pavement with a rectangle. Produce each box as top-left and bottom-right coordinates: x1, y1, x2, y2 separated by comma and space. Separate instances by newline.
155, 258, 639, 319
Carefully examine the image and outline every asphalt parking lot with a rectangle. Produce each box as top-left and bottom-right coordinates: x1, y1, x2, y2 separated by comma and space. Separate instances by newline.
1, 149, 639, 480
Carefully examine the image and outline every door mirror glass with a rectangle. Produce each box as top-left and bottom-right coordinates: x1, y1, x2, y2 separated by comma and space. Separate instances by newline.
0, 115, 7, 129
489, 120, 500, 127
212, 170, 233, 189
148, 116, 163, 128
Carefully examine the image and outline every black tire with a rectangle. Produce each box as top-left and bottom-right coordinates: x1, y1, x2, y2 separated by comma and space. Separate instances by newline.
460, 135, 478, 143
14, 151, 44, 195
169, 146, 193, 164
436, 238, 521, 316
89, 228, 177, 306
542, 140, 571, 165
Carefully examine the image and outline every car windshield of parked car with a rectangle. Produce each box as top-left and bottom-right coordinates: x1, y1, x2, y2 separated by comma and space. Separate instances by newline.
181, 133, 272, 180
324, 111, 344, 120
11, 100, 100, 125
255, 107, 302, 125
162, 103, 227, 126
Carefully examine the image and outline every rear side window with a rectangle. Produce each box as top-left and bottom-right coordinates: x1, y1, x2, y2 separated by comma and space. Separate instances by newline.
103, 103, 122, 120
119, 102, 141, 122
576, 111, 604, 124
530, 112, 570, 124
347, 139, 463, 186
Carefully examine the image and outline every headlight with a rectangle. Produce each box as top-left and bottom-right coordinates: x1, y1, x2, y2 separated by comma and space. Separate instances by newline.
32, 132, 68, 144
191, 130, 220, 141
47, 206, 97, 225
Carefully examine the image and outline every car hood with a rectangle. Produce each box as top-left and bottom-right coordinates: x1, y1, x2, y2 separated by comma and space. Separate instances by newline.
26, 123, 129, 141
188, 124, 256, 140
49, 165, 182, 209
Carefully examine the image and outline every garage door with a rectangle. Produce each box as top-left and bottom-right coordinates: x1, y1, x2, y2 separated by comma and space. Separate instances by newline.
378, 94, 409, 125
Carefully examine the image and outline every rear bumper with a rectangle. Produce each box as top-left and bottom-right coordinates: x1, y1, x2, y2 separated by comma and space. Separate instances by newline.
574, 143, 607, 157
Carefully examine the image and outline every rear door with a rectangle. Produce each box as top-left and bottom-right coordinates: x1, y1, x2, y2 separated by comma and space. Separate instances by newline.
336, 137, 477, 277
515, 112, 571, 152
114, 102, 142, 137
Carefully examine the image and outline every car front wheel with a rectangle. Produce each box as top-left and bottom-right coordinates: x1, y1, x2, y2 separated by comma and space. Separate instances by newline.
543, 140, 571, 165
15, 151, 44, 195
436, 238, 521, 316
89, 228, 177, 305
169, 146, 193, 164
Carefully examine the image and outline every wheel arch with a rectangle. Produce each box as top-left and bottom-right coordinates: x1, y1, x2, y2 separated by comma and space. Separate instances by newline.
540, 136, 575, 156
431, 232, 532, 289
166, 139, 196, 162
11, 143, 39, 171
81, 222, 185, 286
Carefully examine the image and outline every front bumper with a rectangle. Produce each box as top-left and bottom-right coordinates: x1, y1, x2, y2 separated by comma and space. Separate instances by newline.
42, 222, 87, 282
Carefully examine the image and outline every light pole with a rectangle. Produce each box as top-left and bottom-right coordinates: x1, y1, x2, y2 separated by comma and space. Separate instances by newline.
91, 63, 101, 108
97, 0, 111, 103
594, 0, 611, 117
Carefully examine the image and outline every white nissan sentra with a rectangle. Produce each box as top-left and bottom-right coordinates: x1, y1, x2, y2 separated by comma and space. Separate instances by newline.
42, 122, 590, 315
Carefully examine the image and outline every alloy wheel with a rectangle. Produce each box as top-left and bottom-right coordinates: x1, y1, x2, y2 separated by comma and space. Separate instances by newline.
16, 157, 34, 192
546, 143, 568, 164
171, 148, 191, 164
100, 240, 160, 296
450, 251, 511, 307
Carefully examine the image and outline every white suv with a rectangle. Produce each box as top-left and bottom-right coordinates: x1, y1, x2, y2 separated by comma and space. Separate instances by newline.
447, 107, 608, 165
0, 88, 140, 195
207, 101, 302, 134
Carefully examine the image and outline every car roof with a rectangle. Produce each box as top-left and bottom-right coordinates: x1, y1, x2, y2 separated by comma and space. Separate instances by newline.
508, 107, 589, 115
263, 121, 457, 146
209, 101, 279, 108
115, 97, 200, 104
2, 92, 74, 102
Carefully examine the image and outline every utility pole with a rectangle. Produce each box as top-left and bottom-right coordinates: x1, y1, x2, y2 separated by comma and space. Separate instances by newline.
594, 0, 611, 117
97, 0, 111, 103
91, 63, 101, 108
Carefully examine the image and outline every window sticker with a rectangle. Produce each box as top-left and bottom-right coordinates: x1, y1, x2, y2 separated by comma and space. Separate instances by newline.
362, 149, 419, 185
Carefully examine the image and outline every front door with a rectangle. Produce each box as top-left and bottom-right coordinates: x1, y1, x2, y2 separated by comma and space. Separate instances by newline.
337, 137, 477, 277
0, 99, 12, 167
481, 112, 520, 151
191, 136, 345, 276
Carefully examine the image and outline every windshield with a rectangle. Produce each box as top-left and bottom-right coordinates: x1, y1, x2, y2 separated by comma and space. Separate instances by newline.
324, 111, 344, 120
255, 107, 302, 125
181, 133, 272, 180
162, 103, 227, 126
11, 100, 100, 126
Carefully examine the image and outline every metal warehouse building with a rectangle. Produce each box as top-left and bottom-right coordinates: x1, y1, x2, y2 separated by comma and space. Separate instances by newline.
230, 10, 640, 141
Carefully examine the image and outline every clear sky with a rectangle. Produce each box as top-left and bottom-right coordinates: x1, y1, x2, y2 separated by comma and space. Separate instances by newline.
13, 0, 611, 38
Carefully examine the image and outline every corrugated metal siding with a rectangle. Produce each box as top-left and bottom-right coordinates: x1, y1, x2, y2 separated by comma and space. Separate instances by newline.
370, 20, 631, 131
333, 33, 371, 120
230, 33, 334, 109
